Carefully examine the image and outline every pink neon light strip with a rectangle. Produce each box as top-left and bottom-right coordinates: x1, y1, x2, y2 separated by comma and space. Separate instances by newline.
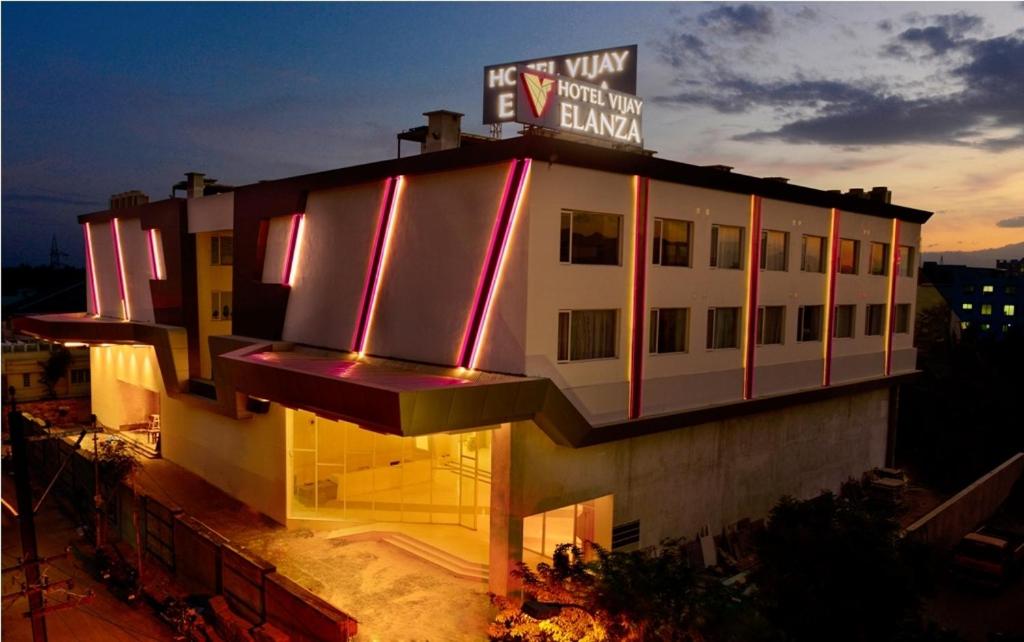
628, 176, 650, 419
83, 224, 100, 315
281, 213, 304, 285
823, 208, 841, 386
110, 219, 130, 319
147, 229, 161, 280
742, 195, 763, 400
458, 159, 531, 369
352, 176, 402, 354
884, 219, 901, 376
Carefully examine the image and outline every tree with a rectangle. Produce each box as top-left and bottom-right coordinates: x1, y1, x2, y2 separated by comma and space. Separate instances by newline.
38, 345, 72, 398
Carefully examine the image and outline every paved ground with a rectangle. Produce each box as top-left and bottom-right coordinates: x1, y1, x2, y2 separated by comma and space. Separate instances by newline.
923, 571, 1024, 641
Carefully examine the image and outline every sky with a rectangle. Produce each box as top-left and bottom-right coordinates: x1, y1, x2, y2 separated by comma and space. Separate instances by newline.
2, 2, 1023, 267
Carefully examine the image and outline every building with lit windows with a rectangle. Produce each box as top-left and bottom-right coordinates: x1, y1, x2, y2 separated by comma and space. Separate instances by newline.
14, 119, 929, 594
919, 261, 1022, 340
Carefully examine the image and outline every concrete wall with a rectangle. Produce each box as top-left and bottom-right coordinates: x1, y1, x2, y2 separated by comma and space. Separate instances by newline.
261, 215, 295, 285
86, 220, 124, 319
196, 231, 234, 378
188, 192, 234, 234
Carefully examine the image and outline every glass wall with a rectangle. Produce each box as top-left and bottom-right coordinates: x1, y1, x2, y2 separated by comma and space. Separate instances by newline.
522, 495, 613, 566
288, 410, 492, 529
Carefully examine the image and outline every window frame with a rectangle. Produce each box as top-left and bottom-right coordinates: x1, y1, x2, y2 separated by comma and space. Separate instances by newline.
556, 309, 620, 363
756, 305, 786, 345
649, 307, 690, 354
838, 239, 859, 275
895, 303, 911, 334
211, 290, 233, 322
706, 306, 741, 350
834, 304, 856, 339
709, 224, 745, 270
898, 245, 915, 278
760, 230, 789, 272
868, 242, 889, 276
652, 217, 693, 268
800, 235, 827, 273
796, 305, 824, 343
211, 233, 234, 267
559, 209, 623, 266
865, 304, 886, 336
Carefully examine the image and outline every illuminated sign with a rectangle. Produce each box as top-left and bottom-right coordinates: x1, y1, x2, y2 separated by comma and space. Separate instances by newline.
514, 66, 644, 147
483, 45, 637, 124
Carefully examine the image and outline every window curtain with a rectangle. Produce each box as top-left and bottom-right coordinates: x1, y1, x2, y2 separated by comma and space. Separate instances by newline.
762, 231, 787, 270
716, 227, 742, 269
571, 310, 617, 360
802, 236, 823, 272
710, 307, 738, 348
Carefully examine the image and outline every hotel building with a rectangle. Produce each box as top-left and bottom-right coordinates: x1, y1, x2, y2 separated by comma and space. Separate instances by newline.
15, 123, 929, 593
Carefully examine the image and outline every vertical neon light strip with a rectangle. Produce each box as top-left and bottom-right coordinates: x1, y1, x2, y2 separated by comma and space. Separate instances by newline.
627, 176, 650, 420
110, 218, 131, 320
281, 213, 305, 286
147, 229, 163, 280
457, 159, 531, 369
353, 176, 404, 355
742, 195, 763, 400
83, 223, 100, 315
822, 208, 841, 386
884, 219, 901, 376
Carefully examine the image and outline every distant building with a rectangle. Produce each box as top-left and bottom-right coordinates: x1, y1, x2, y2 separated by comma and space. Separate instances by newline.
2, 339, 90, 403
920, 261, 1022, 340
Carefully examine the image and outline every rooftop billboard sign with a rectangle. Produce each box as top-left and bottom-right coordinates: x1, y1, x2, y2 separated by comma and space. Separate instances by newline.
483, 45, 637, 125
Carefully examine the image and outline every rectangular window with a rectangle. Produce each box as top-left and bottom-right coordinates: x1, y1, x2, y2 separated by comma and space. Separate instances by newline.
560, 210, 622, 265
838, 239, 859, 274
649, 308, 689, 354
961, 321, 970, 330
895, 303, 911, 333
796, 305, 823, 342
865, 304, 886, 336
706, 307, 740, 349
71, 368, 91, 384
211, 291, 233, 321
709, 225, 744, 270
898, 245, 915, 277
962, 303, 973, 311
652, 218, 692, 267
834, 304, 856, 338
557, 309, 618, 361
982, 285, 994, 294
760, 230, 788, 271
1004, 304, 1016, 317
211, 234, 234, 266
801, 235, 826, 273
22, 373, 31, 388
981, 304, 992, 316
869, 242, 889, 276
963, 285, 976, 294
756, 306, 785, 345
981, 323, 991, 331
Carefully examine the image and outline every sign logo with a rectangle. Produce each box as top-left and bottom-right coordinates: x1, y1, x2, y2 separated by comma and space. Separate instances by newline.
521, 72, 555, 117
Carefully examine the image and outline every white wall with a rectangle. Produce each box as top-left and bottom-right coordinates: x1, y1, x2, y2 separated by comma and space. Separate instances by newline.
117, 217, 156, 323
87, 221, 124, 319
188, 192, 234, 234
261, 215, 295, 285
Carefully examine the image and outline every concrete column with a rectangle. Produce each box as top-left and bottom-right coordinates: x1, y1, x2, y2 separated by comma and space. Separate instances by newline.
489, 422, 523, 596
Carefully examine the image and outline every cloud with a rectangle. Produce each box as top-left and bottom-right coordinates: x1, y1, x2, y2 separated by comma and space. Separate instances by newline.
883, 12, 984, 57
697, 4, 774, 36
2, 191, 102, 207
996, 216, 1024, 228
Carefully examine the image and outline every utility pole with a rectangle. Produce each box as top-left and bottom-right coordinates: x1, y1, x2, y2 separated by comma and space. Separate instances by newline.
9, 411, 49, 641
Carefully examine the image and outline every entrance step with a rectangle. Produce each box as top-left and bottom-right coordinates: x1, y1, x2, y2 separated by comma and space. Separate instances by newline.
338, 531, 489, 582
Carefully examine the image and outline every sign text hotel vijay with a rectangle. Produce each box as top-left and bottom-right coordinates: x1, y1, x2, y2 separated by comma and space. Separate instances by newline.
483, 45, 638, 124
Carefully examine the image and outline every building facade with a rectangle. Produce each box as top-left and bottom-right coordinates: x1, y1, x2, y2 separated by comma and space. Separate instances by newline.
15, 134, 928, 593
920, 261, 1021, 340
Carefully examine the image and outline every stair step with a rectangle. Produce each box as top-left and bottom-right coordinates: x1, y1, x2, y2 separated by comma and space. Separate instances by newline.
384, 532, 488, 573
331, 530, 489, 581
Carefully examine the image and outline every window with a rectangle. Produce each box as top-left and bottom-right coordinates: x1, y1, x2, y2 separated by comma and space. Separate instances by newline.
838, 239, 859, 274
71, 369, 91, 384
963, 285, 976, 294
756, 306, 785, 345
982, 285, 994, 294
796, 305, 823, 342
710, 225, 744, 270
895, 304, 911, 334
557, 310, 618, 361
211, 234, 234, 266
22, 373, 31, 388
801, 235, 826, 273
869, 242, 889, 276
981, 304, 992, 316
962, 303, 973, 311
760, 230, 788, 271
652, 218, 692, 267
560, 210, 621, 265
211, 291, 233, 321
981, 323, 992, 331
961, 321, 971, 330
1006, 285, 1017, 295
649, 308, 689, 354
1003, 324, 1013, 333
1004, 304, 1016, 317
834, 304, 856, 338
706, 307, 740, 349
898, 245, 915, 277
865, 304, 886, 336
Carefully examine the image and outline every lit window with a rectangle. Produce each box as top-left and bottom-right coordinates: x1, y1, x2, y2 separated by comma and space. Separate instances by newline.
962, 303, 973, 310
869, 242, 889, 276
796, 305, 823, 342
652, 218, 692, 267
649, 308, 689, 354
834, 305, 856, 338
961, 321, 970, 330
760, 230, 788, 271
557, 309, 618, 361
981, 323, 991, 331
865, 304, 885, 336
1003, 324, 1012, 333
560, 210, 622, 265
706, 307, 741, 349
982, 285, 994, 294
981, 304, 992, 316
801, 235, 826, 273
838, 239, 859, 275
211, 291, 233, 321
1004, 304, 1015, 317
756, 306, 785, 345
898, 245, 915, 277
710, 225, 744, 270
211, 234, 234, 266
895, 304, 911, 334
